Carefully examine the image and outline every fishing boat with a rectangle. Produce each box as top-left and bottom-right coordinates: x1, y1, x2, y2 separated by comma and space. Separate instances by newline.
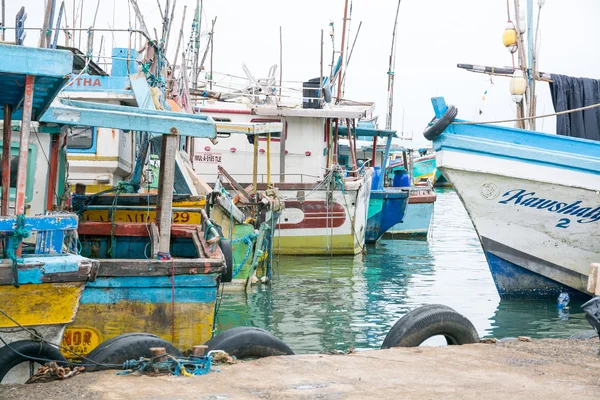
60, 47, 282, 285
336, 126, 409, 244
422, 0, 600, 297
411, 151, 449, 187
426, 97, 599, 297
195, 102, 374, 255
0, 37, 98, 383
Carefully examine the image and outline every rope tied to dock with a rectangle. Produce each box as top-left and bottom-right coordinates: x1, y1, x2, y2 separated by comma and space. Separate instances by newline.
7, 214, 31, 288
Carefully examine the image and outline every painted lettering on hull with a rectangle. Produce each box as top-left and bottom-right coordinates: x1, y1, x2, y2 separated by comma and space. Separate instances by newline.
498, 189, 600, 228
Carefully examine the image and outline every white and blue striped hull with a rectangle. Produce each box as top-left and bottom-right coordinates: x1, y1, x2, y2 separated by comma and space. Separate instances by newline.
431, 97, 600, 298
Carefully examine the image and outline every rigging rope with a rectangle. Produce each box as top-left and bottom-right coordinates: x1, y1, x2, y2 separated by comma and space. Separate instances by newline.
452, 102, 600, 125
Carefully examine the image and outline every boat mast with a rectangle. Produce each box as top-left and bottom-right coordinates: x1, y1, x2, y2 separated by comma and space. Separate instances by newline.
385, 0, 402, 131
335, 0, 349, 103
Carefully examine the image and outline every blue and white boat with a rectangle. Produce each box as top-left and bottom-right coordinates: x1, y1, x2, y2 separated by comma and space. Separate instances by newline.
337, 125, 409, 244
426, 96, 600, 298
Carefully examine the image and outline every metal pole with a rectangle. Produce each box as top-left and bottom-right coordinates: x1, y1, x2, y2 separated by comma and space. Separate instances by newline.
155, 134, 178, 253
279, 120, 286, 183
15, 75, 35, 216
252, 135, 258, 195
266, 133, 271, 185
2, 104, 12, 215
1, 0, 5, 41
209, 21, 214, 90
336, 0, 350, 102
346, 119, 357, 175
371, 137, 377, 168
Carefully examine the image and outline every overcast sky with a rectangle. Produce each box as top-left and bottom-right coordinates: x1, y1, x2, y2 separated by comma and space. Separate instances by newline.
13, 0, 600, 147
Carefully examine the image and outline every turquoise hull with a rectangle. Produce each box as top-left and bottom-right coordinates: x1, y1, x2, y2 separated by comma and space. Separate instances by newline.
386, 201, 434, 237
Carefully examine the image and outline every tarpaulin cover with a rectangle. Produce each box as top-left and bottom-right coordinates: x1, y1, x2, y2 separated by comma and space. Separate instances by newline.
549, 74, 600, 141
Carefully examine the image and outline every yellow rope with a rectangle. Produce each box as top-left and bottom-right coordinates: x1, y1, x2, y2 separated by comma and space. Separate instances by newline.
452, 102, 600, 125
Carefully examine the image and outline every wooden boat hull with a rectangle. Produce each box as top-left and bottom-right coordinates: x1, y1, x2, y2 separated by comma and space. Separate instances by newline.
273, 174, 372, 255
387, 189, 436, 237
366, 188, 409, 243
430, 97, 600, 298
63, 274, 219, 356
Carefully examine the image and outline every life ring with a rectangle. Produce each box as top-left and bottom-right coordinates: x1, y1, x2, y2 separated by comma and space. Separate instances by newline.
0, 340, 68, 383
85, 333, 182, 372
206, 326, 294, 359
423, 105, 458, 141
219, 238, 233, 283
381, 304, 479, 348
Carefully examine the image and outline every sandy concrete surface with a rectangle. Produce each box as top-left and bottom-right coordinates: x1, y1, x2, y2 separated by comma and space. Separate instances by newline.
1, 339, 599, 400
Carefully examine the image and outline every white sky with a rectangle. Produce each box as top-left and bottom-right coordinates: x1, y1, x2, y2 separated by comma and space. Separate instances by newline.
12, 0, 600, 147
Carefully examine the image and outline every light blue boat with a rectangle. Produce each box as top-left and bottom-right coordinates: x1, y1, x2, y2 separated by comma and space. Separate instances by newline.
337, 125, 409, 244
425, 96, 600, 298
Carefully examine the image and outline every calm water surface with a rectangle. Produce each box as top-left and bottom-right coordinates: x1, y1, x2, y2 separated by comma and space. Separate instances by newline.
215, 189, 591, 353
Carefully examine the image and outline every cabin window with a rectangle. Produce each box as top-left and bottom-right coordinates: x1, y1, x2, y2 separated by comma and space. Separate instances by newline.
67, 126, 95, 151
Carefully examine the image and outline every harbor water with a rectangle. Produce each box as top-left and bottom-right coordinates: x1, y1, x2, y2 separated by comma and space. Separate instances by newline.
215, 189, 592, 353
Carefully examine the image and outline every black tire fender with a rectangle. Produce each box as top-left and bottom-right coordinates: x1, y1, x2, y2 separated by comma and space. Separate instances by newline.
219, 238, 233, 283
85, 333, 182, 372
423, 105, 458, 141
0, 340, 67, 383
381, 304, 479, 348
205, 327, 294, 359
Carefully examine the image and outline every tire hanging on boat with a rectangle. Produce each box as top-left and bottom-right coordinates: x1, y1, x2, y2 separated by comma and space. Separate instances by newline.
0, 340, 68, 383
84, 333, 182, 371
205, 326, 294, 358
219, 238, 234, 283
423, 105, 458, 141
381, 304, 479, 348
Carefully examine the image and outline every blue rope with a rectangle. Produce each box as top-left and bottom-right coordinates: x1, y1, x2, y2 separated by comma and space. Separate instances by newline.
120, 355, 213, 376
7, 214, 31, 288
232, 232, 258, 277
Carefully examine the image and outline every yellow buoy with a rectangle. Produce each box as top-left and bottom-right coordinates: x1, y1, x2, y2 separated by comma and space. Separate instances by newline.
502, 23, 518, 53
510, 70, 527, 103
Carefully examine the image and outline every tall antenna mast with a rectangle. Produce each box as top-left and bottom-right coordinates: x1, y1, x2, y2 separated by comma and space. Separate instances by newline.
385, 0, 402, 131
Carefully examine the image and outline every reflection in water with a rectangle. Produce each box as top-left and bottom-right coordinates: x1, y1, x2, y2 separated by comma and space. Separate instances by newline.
215, 189, 592, 354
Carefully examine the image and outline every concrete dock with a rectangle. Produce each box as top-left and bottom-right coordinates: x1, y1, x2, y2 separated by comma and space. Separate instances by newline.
1, 339, 599, 399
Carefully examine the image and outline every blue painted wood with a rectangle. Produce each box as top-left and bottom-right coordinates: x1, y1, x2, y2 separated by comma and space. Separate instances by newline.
64, 75, 131, 92
365, 189, 409, 243
0, 44, 72, 77
0, 215, 78, 232
81, 275, 219, 304
337, 125, 397, 138
42, 99, 218, 138
429, 97, 600, 176
16, 254, 88, 284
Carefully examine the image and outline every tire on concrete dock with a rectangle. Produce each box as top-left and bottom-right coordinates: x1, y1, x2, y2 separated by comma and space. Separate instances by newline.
381, 304, 479, 348
0, 340, 68, 383
85, 333, 182, 372
206, 326, 294, 359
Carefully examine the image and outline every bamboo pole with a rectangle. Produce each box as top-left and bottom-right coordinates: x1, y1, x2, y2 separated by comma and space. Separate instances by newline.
320, 29, 323, 108
336, 0, 350, 102
279, 26, 283, 99
172, 5, 186, 70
